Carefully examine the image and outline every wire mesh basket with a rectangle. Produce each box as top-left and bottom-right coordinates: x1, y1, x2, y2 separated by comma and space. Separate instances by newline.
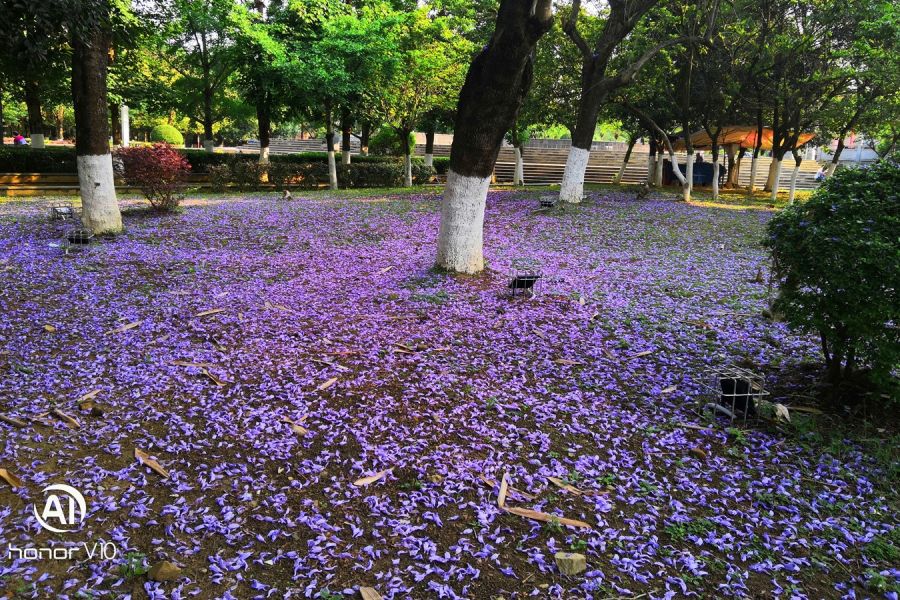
508, 259, 543, 297
699, 366, 769, 427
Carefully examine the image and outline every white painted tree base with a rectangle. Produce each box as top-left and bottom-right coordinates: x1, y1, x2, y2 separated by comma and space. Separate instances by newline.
343, 152, 351, 165
788, 163, 800, 203
327, 150, 338, 190
435, 170, 491, 274
514, 148, 524, 185
712, 162, 719, 200
424, 153, 434, 167
827, 163, 837, 178
559, 147, 589, 203
769, 159, 783, 202
259, 147, 270, 164
31, 133, 45, 149
655, 154, 664, 186
77, 154, 121, 234
203, 140, 214, 153
403, 154, 412, 187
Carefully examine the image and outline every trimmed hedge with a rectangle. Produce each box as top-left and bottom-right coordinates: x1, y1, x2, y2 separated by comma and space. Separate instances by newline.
0, 146, 78, 173
433, 157, 450, 174
210, 161, 437, 192
150, 124, 184, 146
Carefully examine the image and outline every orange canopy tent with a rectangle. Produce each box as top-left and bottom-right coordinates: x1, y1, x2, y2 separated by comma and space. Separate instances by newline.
672, 126, 815, 151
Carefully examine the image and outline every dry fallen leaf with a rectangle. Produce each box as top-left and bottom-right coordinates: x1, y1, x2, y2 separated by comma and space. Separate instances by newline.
376, 266, 393, 275
579, 297, 585, 306
353, 469, 392, 486
317, 377, 338, 391
0, 468, 24, 490
105, 320, 142, 335
135, 448, 170, 478
602, 349, 616, 359
502, 506, 592, 529
478, 474, 536, 500
202, 369, 226, 387
628, 350, 653, 359
50, 409, 81, 429
497, 474, 509, 508
360, 588, 383, 600
661, 385, 678, 394
533, 329, 547, 341
194, 309, 225, 317
43, 324, 56, 333
590, 312, 600, 322
170, 360, 215, 368
690, 447, 708, 459
76, 389, 102, 404
281, 416, 308, 436
774, 403, 791, 422
786, 406, 823, 414
554, 359, 585, 366
684, 321, 714, 329
0, 415, 27, 428
547, 476, 583, 496
215, 292, 228, 298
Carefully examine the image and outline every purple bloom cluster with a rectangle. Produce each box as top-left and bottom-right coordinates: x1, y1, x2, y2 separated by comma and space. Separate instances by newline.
0, 191, 897, 599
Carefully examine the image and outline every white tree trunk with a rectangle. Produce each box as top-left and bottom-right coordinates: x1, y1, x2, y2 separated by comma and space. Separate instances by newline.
655, 153, 664, 186
327, 149, 338, 190
712, 161, 719, 200
764, 159, 779, 191
77, 154, 121, 234
342, 150, 351, 165
749, 156, 759, 192
514, 147, 524, 185
732, 155, 743, 187
120, 105, 130, 147
31, 133, 45, 149
259, 147, 269, 164
559, 147, 589, 203
435, 170, 491, 274
787, 162, 800, 204
614, 155, 628, 184
647, 153, 655, 182
769, 159, 783, 202
424, 153, 434, 167
403, 153, 412, 187
203, 139, 214, 153
684, 153, 694, 201
827, 162, 838, 177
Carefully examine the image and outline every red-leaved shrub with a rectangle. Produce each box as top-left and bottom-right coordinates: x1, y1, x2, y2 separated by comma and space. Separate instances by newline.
116, 143, 191, 211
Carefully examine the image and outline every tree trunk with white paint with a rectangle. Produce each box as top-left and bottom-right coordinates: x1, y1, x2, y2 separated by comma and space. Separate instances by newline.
614, 137, 636, 184
655, 152, 663, 186
341, 106, 352, 165
827, 162, 837, 177
24, 81, 44, 148
400, 128, 413, 187
560, 147, 589, 203
683, 153, 693, 202
749, 155, 760, 193
324, 100, 338, 190
120, 104, 130, 147
425, 129, 435, 167
768, 158, 783, 202
513, 146, 524, 185
710, 144, 720, 200
764, 159, 779, 191
787, 153, 801, 204
436, 0, 554, 274
71, 24, 121, 234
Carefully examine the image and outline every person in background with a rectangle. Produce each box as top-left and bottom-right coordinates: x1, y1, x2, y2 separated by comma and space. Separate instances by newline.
695, 151, 704, 163
13, 132, 27, 145
815, 164, 827, 182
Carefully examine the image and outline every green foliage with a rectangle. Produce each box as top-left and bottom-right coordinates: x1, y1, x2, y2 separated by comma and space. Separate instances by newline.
765, 158, 900, 391
150, 124, 184, 146
432, 157, 450, 174
369, 129, 416, 156
116, 143, 192, 211
0, 147, 77, 173
179, 150, 255, 173
118, 552, 150, 579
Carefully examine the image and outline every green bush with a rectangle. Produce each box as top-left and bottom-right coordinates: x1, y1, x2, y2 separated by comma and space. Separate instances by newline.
369, 129, 417, 156
0, 146, 78, 173
764, 157, 900, 392
207, 164, 232, 193
411, 164, 437, 185
432, 157, 450, 174
180, 150, 256, 173
150, 125, 184, 146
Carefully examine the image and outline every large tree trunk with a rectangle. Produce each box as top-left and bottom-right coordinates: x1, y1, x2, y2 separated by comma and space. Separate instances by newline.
683, 153, 693, 202
202, 86, 214, 152
710, 143, 720, 200
341, 105, 352, 165
257, 101, 271, 164
71, 25, 121, 234
360, 122, 370, 156
655, 151, 663, 186
768, 157, 783, 202
614, 136, 636, 184
24, 80, 44, 149
436, 0, 553, 274
110, 101, 121, 146
400, 127, 413, 187
425, 129, 435, 167
723, 144, 735, 188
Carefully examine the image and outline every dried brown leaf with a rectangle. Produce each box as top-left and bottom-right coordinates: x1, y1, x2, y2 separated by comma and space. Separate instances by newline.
547, 476, 583, 496
497, 474, 509, 508
353, 469, 392, 486
202, 369, 226, 387
194, 309, 225, 317
627, 350, 653, 359
376, 266, 393, 275
683, 321, 714, 329
135, 448, 170, 478
317, 377, 338, 391
533, 329, 547, 341
50, 409, 81, 429
602, 349, 616, 359
43, 325, 56, 333
360, 588, 383, 600
0, 468, 24, 490
0, 415, 27, 428
501, 506, 592, 529
690, 447, 708, 458
76, 389, 102, 404
661, 385, 678, 394
105, 320, 142, 335
170, 360, 215, 368
554, 359, 584, 366
786, 406, 823, 414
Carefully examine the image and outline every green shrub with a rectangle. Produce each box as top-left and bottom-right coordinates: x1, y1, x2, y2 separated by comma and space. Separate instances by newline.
0, 146, 78, 173
207, 164, 232, 193
179, 150, 256, 173
150, 125, 184, 146
432, 157, 450, 174
232, 161, 268, 192
411, 164, 437, 185
369, 129, 417, 156
765, 157, 900, 392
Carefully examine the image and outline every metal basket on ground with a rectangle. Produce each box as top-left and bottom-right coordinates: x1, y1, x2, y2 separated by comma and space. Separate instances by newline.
48, 201, 77, 221
51, 227, 95, 255
539, 195, 557, 209
699, 366, 769, 427
508, 259, 543, 297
